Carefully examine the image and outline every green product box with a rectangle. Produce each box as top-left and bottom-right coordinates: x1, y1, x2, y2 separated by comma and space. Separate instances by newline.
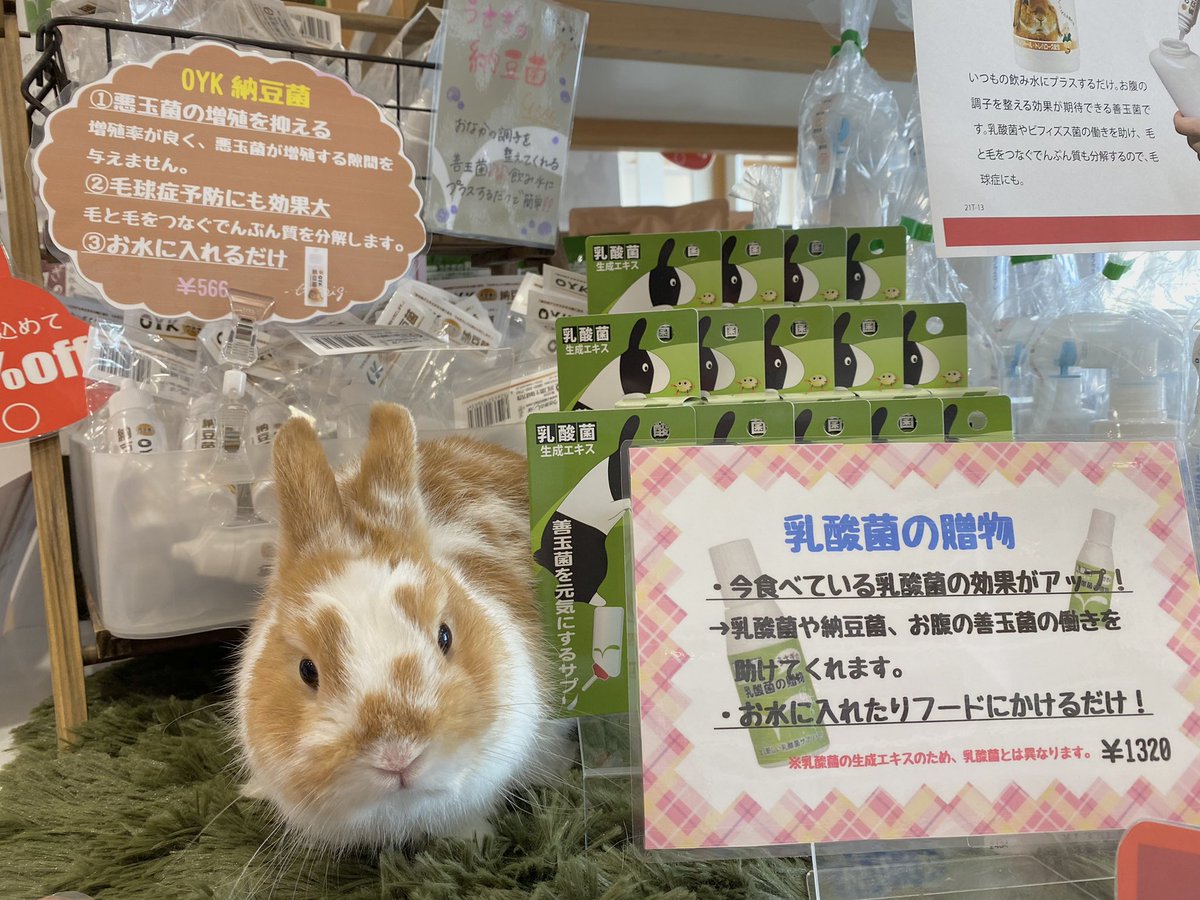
790, 397, 872, 444
586, 232, 721, 314
695, 400, 795, 444
942, 395, 1014, 442
556, 310, 700, 411
830, 302, 903, 392
699, 307, 770, 402
868, 397, 945, 442
528, 407, 697, 717
783, 227, 848, 303
764, 305, 835, 396
927, 386, 1002, 399
901, 302, 968, 389
719, 229, 784, 306
847, 226, 907, 302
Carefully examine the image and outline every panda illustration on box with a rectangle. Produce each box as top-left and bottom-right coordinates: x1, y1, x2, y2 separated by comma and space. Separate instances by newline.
764, 314, 805, 391
784, 234, 820, 303
834, 311, 874, 389
574, 318, 670, 410
846, 232, 882, 301
903, 309, 940, 388
533, 415, 641, 608
608, 239, 696, 312
699, 315, 735, 394
721, 235, 758, 305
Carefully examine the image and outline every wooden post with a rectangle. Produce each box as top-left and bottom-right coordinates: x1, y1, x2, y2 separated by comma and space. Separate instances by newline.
0, 4, 89, 748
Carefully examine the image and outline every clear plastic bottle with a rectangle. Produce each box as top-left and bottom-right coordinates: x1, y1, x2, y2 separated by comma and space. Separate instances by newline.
710, 539, 828, 767
1150, 39, 1200, 118
248, 393, 290, 446
210, 369, 255, 484
180, 393, 220, 451
106, 379, 166, 455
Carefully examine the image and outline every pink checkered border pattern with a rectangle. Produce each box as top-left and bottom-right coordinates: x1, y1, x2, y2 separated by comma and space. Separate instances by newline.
628, 441, 1200, 851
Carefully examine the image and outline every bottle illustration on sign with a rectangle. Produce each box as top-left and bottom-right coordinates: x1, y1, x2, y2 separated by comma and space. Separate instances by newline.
1067, 508, 1117, 617
1012, 0, 1080, 73
1149, 39, 1200, 119
709, 539, 829, 767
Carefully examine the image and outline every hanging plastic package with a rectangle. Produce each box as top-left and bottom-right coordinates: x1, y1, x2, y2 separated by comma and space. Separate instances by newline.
891, 78, 1001, 387
729, 165, 784, 229
794, 0, 902, 227
1023, 259, 1188, 442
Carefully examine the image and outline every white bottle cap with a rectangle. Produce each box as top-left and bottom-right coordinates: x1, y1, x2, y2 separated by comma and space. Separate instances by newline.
107, 378, 153, 416
709, 539, 761, 593
222, 368, 247, 398
1087, 509, 1116, 547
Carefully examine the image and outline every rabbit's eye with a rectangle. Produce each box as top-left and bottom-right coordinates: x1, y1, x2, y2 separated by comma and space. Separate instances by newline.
299, 658, 319, 688
438, 623, 453, 655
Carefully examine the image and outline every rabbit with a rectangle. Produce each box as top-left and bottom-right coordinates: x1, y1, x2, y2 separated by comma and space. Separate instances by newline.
834, 311, 874, 389
533, 415, 640, 608
609, 239, 696, 312
710, 410, 736, 444
575, 318, 669, 410
845, 233, 882, 301
698, 315, 735, 394
793, 406, 814, 444
721, 235, 758, 305
943, 402, 959, 442
902, 309, 940, 387
764, 314, 805, 391
784, 234, 819, 303
235, 404, 560, 849
1013, 0, 1062, 41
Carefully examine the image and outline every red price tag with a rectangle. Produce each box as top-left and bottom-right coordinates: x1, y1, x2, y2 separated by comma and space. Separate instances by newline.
0, 252, 90, 443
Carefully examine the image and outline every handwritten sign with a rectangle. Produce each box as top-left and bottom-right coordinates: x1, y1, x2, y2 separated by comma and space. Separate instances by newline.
628, 441, 1200, 850
0, 252, 90, 443
33, 42, 425, 321
425, 0, 586, 247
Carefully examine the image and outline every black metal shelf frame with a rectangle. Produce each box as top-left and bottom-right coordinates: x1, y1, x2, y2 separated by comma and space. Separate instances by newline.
21, 15, 435, 130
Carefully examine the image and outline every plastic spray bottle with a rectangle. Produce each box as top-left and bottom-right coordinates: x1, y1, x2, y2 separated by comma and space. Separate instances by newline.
106, 379, 167, 454
1066, 509, 1117, 618
709, 539, 828, 767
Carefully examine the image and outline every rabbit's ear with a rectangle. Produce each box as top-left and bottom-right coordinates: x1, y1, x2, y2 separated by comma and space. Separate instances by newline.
847, 232, 861, 257
273, 417, 345, 563
903, 309, 917, 339
342, 403, 430, 549
784, 234, 799, 261
834, 311, 851, 343
764, 314, 780, 343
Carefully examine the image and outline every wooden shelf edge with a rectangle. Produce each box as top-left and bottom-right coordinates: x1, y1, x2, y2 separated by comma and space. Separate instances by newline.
572, 118, 796, 155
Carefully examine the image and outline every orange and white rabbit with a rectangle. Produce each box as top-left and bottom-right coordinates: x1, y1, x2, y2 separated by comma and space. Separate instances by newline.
1013, 0, 1063, 41
235, 404, 556, 848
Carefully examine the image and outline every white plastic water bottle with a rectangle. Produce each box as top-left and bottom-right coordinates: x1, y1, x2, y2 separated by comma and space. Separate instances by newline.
1150, 39, 1200, 118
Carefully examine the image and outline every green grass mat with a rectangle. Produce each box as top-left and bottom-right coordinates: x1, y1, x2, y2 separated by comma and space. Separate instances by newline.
0, 646, 815, 899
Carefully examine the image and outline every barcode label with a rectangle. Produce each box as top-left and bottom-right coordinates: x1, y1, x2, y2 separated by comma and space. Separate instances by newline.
453, 367, 559, 428
286, 324, 442, 356
288, 9, 341, 48
466, 395, 512, 428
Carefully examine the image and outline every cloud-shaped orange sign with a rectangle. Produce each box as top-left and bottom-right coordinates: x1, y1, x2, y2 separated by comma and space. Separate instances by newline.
33, 42, 426, 322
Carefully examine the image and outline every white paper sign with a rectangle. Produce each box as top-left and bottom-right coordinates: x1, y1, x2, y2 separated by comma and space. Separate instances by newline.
914, 0, 1200, 256
629, 441, 1200, 850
